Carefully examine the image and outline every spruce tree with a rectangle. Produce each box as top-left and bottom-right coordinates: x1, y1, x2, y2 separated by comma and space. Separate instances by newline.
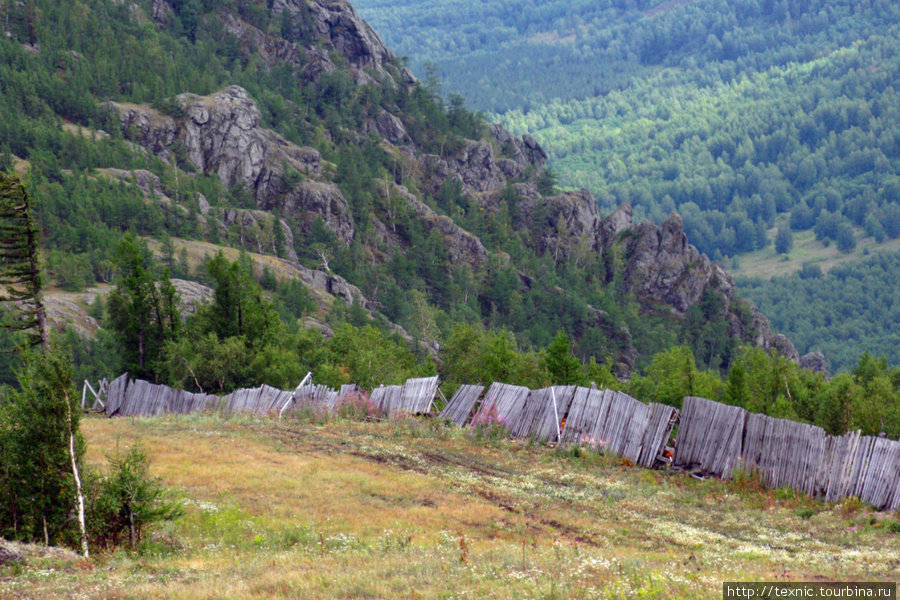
107, 235, 181, 380
0, 174, 48, 347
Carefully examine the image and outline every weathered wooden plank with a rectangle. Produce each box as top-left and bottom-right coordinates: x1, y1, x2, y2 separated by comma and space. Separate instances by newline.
532, 386, 576, 442
377, 385, 404, 417
106, 373, 130, 417
439, 385, 484, 427
588, 390, 621, 454
510, 388, 547, 439
636, 403, 679, 468
471, 383, 530, 431
561, 387, 604, 446
622, 401, 651, 464
400, 376, 440, 415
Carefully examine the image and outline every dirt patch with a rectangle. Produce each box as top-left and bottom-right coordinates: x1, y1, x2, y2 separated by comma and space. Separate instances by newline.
349, 451, 429, 475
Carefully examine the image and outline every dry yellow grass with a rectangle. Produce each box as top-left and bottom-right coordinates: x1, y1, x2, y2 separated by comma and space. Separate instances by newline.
3, 413, 899, 600
732, 226, 900, 280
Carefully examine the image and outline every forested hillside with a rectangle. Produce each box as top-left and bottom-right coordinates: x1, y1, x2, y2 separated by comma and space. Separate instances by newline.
0, 0, 898, 471
0, 0, 801, 392
738, 252, 900, 372
356, 0, 900, 369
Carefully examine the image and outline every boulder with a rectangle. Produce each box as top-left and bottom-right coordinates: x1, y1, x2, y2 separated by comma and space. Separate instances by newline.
489, 123, 547, 170
800, 351, 829, 376
178, 86, 268, 188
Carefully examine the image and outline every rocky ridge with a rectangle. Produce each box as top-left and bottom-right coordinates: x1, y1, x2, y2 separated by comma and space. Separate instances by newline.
107, 0, 800, 371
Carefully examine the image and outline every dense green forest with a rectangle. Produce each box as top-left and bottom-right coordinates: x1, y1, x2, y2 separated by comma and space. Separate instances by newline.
0, 0, 697, 384
739, 252, 900, 372
357, 0, 900, 369
357, 0, 900, 256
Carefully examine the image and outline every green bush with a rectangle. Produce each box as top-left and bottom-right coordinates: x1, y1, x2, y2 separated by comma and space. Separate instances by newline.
87, 443, 183, 551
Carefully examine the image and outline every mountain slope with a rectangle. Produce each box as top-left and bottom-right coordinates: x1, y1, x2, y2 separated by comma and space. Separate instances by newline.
354, 0, 900, 371
0, 0, 796, 378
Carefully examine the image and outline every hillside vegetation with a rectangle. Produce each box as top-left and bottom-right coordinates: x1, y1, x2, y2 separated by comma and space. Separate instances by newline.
0, 0, 804, 388
355, 0, 900, 369
4, 412, 899, 599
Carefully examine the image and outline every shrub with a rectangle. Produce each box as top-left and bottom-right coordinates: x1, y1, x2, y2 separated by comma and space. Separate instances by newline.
468, 403, 509, 443
335, 391, 380, 421
87, 443, 183, 551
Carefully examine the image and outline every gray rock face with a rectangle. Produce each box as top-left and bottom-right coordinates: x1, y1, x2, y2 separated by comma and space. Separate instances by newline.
521, 189, 604, 255
112, 87, 341, 247
423, 140, 507, 194
611, 210, 797, 361
367, 110, 410, 145
222, 1, 393, 80
304, 0, 394, 71
619, 213, 725, 315
170, 279, 214, 316
151, 0, 172, 23
378, 183, 490, 268
521, 190, 798, 361
117, 104, 177, 159
300, 269, 369, 308
178, 87, 267, 188
490, 124, 548, 170
301, 316, 335, 339
263, 181, 355, 246
800, 351, 829, 376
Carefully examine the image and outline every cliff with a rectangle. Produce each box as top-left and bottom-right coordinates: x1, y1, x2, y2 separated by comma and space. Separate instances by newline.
19, 0, 801, 374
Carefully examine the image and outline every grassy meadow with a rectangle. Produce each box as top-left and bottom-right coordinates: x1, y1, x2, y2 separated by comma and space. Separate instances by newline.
2, 412, 899, 599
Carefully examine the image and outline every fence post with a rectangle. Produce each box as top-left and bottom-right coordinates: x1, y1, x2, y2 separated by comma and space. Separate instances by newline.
280, 371, 313, 418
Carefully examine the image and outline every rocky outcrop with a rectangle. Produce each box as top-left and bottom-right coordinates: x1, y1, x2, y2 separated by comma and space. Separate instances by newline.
44, 296, 101, 338
490, 124, 548, 171
170, 279, 214, 316
111, 87, 353, 247
303, 0, 394, 72
298, 268, 369, 308
218, 0, 394, 83
609, 209, 799, 361
376, 182, 490, 268
516, 189, 798, 361
519, 189, 605, 255
117, 104, 177, 160
423, 140, 507, 194
365, 110, 411, 145
618, 212, 728, 315
261, 181, 355, 246
800, 352, 829, 376
418, 124, 551, 206
178, 87, 268, 188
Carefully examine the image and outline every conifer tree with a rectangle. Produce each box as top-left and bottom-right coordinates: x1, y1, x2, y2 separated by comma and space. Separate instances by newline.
0, 173, 48, 348
107, 235, 181, 380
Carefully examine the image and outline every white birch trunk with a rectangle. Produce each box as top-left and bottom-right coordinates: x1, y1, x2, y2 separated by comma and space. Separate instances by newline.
65, 392, 89, 558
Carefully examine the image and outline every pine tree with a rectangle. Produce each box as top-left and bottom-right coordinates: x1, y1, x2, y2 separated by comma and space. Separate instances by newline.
775, 227, 793, 254
541, 330, 584, 385
0, 174, 48, 348
0, 345, 85, 550
107, 235, 181, 380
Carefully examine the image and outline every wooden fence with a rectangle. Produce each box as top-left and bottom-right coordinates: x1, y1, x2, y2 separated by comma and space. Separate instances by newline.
675, 396, 900, 510
102, 374, 899, 510
106, 374, 439, 420
438, 382, 677, 469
